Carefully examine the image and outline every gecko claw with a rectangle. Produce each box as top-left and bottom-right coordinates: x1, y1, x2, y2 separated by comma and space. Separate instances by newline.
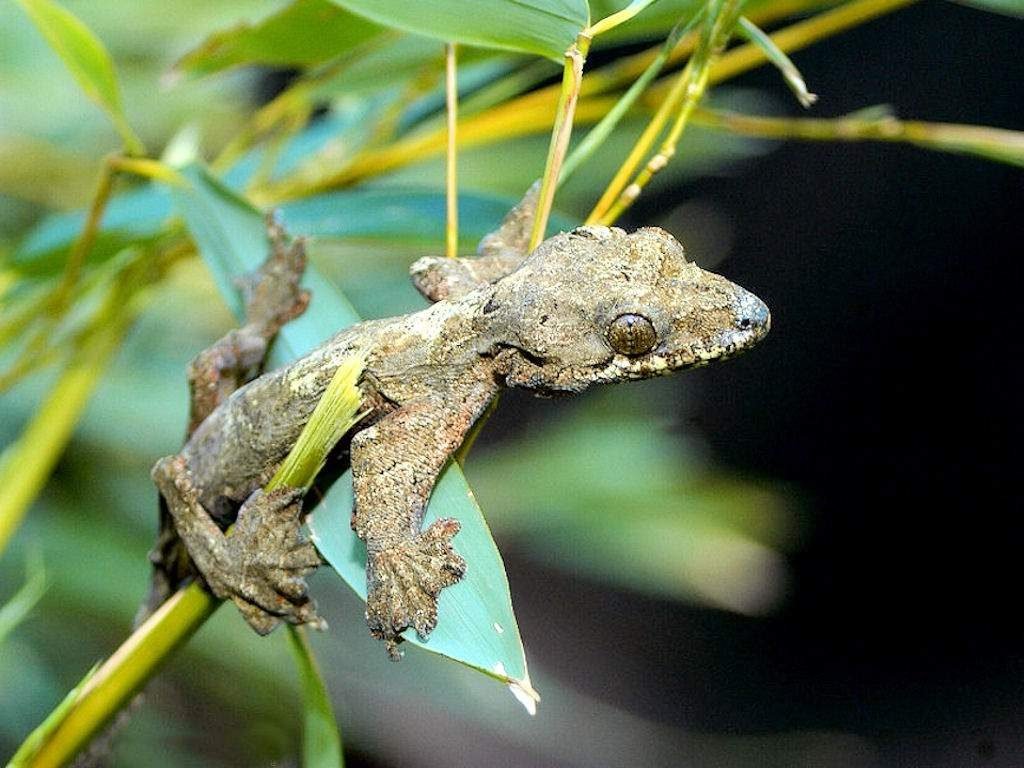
365, 518, 465, 655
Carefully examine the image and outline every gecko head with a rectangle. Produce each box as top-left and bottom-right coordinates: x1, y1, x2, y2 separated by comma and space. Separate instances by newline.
483, 225, 770, 394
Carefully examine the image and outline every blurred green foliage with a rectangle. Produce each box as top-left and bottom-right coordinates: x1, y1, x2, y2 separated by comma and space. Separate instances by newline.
2, 0, 1020, 765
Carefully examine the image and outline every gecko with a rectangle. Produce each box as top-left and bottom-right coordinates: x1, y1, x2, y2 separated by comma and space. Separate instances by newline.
146, 187, 771, 657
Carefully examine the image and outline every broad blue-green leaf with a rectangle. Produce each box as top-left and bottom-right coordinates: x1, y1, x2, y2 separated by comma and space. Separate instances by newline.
14, 0, 144, 154
329, 0, 589, 61
172, 0, 383, 81
286, 626, 344, 768
170, 163, 535, 699
279, 187, 574, 246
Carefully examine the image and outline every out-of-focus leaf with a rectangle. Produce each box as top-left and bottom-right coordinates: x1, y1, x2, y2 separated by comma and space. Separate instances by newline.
170, 163, 535, 698
0, 135, 98, 208
10, 185, 171, 277
329, 0, 589, 61
279, 187, 574, 246
172, 0, 383, 81
586, 0, 841, 42
950, 0, 1024, 16
14, 0, 144, 155
286, 627, 344, 768
0, 554, 46, 646
0, 275, 139, 555
466, 394, 797, 614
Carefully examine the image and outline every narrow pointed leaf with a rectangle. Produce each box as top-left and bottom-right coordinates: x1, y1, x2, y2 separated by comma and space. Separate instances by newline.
170, 163, 534, 695
14, 0, 144, 154
286, 627, 345, 768
328, 0, 589, 61
737, 16, 817, 108
0, 554, 46, 646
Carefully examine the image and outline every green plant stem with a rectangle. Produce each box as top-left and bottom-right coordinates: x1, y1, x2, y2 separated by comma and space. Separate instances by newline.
445, 42, 459, 258
0, 235, 192, 555
51, 154, 118, 313
594, 0, 921, 225
12, 352, 364, 766
692, 107, 1024, 166
593, 0, 743, 225
12, 584, 219, 768
560, 11, 696, 186
528, 34, 590, 251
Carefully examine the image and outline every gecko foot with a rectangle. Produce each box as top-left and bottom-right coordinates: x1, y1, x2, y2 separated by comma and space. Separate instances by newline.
365, 519, 466, 659
213, 487, 326, 634
238, 214, 311, 334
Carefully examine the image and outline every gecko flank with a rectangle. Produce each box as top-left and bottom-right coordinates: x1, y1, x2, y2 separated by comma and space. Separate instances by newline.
148, 190, 770, 657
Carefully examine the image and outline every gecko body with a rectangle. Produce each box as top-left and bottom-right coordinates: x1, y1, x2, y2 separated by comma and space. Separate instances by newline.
150, 193, 770, 656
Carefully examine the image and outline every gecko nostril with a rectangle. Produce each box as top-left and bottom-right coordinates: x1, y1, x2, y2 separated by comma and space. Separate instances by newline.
738, 317, 752, 329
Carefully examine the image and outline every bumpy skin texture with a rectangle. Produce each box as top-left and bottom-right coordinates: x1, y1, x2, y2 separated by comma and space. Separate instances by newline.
150, 192, 771, 657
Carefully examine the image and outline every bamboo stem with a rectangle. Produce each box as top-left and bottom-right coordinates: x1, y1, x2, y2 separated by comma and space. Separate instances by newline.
12, 585, 219, 768
445, 42, 459, 258
527, 35, 590, 252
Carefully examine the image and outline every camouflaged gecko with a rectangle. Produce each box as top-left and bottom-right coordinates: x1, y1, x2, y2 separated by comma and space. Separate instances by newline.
146, 187, 770, 657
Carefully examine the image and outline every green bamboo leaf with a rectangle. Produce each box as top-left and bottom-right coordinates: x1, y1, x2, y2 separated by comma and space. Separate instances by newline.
170, 163, 536, 703
286, 627, 345, 768
10, 185, 171, 277
0, 553, 46, 646
328, 0, 589, 61
737, 16, 817, 108
14, 0, 144, 155
268, 355, 366, 493
279, 187, 575, 245
172, 0, 383, 82
950, 0, 1024, 17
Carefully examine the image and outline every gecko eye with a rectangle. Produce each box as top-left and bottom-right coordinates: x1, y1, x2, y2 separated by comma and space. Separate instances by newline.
607, 313, 657, 356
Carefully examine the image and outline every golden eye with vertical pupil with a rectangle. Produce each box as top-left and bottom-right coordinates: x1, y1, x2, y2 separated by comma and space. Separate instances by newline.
607, 313, 657, 355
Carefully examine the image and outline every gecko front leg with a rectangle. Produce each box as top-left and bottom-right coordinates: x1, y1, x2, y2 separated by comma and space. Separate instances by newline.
152, 456, 324, 633
350, 377, 497, 657
409, 181, 538, 302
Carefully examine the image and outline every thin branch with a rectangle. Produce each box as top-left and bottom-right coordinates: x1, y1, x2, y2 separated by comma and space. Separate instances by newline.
693, 106, 1024, 167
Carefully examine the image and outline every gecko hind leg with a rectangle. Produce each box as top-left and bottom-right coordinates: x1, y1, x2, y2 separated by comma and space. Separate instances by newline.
365, 518, 466, 659
152, 456, 325, 633
144, 217, 310, 622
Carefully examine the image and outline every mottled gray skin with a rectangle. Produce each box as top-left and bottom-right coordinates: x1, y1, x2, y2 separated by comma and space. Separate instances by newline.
151, 195, 770, 657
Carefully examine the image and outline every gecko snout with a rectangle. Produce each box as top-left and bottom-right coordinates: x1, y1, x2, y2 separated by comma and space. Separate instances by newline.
733, 288, 771, 337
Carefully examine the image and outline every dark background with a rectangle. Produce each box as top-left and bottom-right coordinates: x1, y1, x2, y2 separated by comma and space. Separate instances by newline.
488, 2, 1024, 766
